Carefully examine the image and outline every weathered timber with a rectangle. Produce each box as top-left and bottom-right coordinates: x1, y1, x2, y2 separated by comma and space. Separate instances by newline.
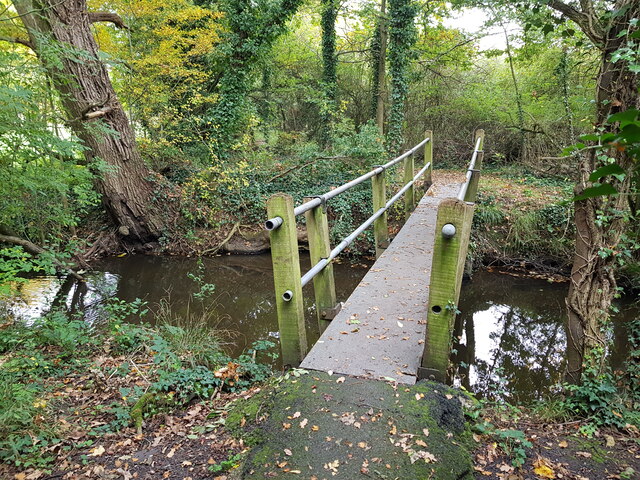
304, 198, 338, 333
419, 198, 474, 382
424, 130, 433, 188
266, 194, 307, 366
301, 184, 461, 384
464, 129, 484, 203
372, 169, 388, 258
403, 153, 415, 219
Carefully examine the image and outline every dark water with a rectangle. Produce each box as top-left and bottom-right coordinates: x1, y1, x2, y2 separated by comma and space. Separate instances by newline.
453, 270, 636, 403
4, 256, 637, 403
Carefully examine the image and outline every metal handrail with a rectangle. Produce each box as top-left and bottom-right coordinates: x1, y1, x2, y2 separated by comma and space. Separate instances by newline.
265, 137, 431, 230
295, 160, 431, 294
457, 136, 483, 201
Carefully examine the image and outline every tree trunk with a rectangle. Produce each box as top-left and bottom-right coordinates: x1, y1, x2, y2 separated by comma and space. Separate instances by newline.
564, 2, 639, 383
12, 0, 168, 243
375, 0, 387, 135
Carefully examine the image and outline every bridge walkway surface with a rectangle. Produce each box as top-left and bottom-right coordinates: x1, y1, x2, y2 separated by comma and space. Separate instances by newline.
300, 181, 461, 384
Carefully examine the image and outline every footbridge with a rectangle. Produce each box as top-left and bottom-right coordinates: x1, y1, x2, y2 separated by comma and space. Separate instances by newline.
264, 130, 484, 384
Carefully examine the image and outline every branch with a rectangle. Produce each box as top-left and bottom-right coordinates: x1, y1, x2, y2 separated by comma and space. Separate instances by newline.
88, 12, 128, 29
0, 234, 86, 282
546, 0, 603, 45
0, 35, 34, 50
84, 106, 113, 119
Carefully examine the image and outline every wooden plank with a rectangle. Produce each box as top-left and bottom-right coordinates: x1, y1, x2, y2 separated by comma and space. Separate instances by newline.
267, 194, 307, 367
419, 198, 474, 382
304, 199, 338, 334
403, 154, 415, 219
300, 184, 460, 384
372, 170, 388, 258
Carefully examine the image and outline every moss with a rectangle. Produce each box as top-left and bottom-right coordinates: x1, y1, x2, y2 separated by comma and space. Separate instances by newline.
233, 373, 474, 479
226, 388, 275, 446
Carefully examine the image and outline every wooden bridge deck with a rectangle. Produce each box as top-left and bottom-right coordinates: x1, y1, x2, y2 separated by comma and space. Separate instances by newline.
300, 182, 461, 384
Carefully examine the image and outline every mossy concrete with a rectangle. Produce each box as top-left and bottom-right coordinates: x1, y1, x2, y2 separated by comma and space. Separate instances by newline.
227, 373, 474, 479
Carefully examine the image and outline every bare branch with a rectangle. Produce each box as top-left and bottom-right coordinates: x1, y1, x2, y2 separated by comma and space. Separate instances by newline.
88, 11, 128, 29
0, 35, 34, 50
84, 106, 114, 119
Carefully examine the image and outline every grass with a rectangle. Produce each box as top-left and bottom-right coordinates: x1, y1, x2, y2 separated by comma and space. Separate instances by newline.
471, 169, 575, 267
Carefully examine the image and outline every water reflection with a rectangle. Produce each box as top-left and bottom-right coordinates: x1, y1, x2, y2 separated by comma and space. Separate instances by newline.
453, 270, 635, 403
2, 258, 635, 401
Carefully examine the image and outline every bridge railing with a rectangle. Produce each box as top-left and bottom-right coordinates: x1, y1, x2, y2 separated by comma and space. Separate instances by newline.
265, 131, 434, 366
418, 129, 484, 382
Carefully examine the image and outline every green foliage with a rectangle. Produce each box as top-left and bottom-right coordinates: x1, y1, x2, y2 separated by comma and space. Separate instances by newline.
208, 453, 242, 473
320, 0, 339, 145
386, 0, 418, 154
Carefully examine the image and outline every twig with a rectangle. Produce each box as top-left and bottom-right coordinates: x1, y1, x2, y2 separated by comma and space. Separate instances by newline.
201, 221, 241, 256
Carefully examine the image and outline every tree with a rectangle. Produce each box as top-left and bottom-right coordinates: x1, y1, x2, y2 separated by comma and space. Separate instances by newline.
320, 0, 339, 146
386, 0, 417, 154
370, 0, 388, 135
540, 0, 639, 383
6, 0, 170, 243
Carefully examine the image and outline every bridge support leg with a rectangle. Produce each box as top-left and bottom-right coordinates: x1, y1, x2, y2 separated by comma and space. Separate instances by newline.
464, 130, 484, 203
404, 153, 415, 219
423, 130, 433, 190
267, 194, 307, 367
305, 199, 339, 333
418, 198, 474, 382
372, 169, 388, 258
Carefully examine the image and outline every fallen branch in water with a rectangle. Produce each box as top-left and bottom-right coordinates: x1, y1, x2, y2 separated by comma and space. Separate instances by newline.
0, 233, 86, 282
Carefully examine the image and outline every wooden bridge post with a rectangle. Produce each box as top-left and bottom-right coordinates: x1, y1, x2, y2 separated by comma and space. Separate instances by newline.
424, 130, 433, 189
464, 129, 484, 203
372, 169, 388, 258
418, 198, 474, 382
403, 153, 415, 219
266, 194, 307, 366
304, 199, 339, 333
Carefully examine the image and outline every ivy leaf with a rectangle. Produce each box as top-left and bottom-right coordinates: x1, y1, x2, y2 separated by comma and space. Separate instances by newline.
573, 183, 619, 201
607, 108, 640, 128
589, 164, 626, 182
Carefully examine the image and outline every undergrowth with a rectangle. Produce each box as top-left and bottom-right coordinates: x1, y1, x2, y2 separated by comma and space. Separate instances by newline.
0, 295, 276, 469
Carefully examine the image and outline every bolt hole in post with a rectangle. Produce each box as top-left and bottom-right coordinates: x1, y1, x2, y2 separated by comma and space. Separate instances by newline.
432, 305, 442, 314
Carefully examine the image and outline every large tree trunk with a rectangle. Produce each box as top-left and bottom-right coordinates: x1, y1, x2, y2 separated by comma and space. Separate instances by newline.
12, 0, 168, 243
563, 1, 639, 383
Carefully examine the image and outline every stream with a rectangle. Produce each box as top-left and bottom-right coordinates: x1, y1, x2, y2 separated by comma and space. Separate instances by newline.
3, 254, 636, 403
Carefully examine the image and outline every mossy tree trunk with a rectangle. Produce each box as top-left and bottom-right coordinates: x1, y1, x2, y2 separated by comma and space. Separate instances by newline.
547, 0, 639, 383
12, 0, 170, 243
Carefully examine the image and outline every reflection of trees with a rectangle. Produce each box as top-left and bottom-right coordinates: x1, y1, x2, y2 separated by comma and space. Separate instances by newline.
452, 272, 567, 402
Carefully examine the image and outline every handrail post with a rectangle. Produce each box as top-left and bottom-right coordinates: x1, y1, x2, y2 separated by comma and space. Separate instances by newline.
424, 130, 433, 189
304, 198, 339, 333
372, 168, 388, 258
266, 193, 307, 366
464, 129, 484, 203
403, 153, 415, 219
418, 198, 474, 382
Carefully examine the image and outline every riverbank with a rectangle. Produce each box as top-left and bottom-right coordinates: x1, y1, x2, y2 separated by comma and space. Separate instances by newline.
1, 309, 637, 480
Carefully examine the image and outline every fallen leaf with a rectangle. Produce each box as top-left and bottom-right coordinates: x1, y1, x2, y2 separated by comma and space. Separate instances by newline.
299, 418, 308, 429
336, 377, 345, 384
311, 425, 320, 431
605, 435, 615, 447
89, 445, 106, 457
558, 440, 568, 448
292, 411, 301, 418
533, 459, 555, 479
284, 448, 293, 456
576, 451, 592, 458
